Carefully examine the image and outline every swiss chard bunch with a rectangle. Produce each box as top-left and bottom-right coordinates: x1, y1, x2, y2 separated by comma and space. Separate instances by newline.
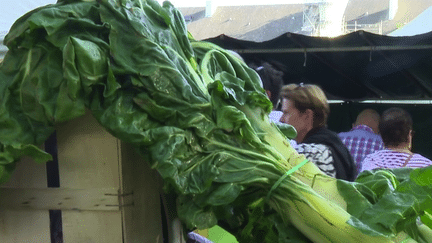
0, 0, 431, 242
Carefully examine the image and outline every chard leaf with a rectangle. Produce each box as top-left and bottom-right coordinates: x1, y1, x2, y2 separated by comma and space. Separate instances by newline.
351, 167, 432, 240
276, 123, 297, 140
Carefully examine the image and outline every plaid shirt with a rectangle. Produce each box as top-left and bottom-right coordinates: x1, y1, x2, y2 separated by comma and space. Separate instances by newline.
338, 125, 384, 172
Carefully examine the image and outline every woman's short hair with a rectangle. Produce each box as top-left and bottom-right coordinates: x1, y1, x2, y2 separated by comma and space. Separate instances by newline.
280, 83, 330, 128
379, 107, 413, 147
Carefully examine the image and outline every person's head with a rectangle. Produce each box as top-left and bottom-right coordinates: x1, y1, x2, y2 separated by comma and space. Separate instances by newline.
253, 62, 284, 109
279, 83, 330, 142
379, 107, 413, 148
353, 109, 381, 133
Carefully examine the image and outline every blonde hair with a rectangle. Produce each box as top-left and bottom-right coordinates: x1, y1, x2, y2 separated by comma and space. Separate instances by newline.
280, 83, 330, 128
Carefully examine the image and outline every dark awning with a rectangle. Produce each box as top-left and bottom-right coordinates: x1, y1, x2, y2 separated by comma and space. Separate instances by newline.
205, 30, 432, 101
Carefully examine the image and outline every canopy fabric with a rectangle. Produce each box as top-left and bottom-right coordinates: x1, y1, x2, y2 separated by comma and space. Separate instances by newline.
205, 30, 432, 101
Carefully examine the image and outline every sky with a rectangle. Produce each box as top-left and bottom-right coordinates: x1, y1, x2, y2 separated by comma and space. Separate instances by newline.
1, 0, 432, 36
1, 0, 56, 33
157, 0, 310, 8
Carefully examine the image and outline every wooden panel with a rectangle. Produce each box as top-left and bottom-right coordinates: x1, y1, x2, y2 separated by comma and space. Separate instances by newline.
119, 141, 165, 243
55, 111, 123, 242
55, 111, 120, 189
0, 188, 119, 211
0, 156, 51, 243
0, 210, 50, 243
62, 211, 123, 243
1, 156, 47, 188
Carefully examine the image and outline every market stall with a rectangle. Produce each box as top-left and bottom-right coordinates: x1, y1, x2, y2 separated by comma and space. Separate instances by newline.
1, 1, 431, 242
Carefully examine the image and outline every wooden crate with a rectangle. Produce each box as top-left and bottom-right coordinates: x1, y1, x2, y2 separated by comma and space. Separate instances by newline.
0, 111, 185, 243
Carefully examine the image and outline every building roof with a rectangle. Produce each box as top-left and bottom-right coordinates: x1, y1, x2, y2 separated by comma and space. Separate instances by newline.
180, 0, 432, 41
182, 5, 305, 42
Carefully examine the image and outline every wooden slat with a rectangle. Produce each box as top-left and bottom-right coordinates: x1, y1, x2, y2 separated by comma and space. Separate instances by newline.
55, 112, 121, 189
0, 156, 51, 243
0, 210, 51, 243
55, 111, 123, 242
0, 187, 120, 211
119, 141, 165, 243
62, 211, 123, 243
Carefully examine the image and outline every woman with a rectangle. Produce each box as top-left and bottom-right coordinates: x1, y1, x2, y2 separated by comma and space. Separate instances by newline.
279, 83, 357, 181
360, 107, 432, 172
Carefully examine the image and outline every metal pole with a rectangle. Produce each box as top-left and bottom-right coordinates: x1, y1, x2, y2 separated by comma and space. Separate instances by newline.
380, 20, 383, 35
233, 45, 432, 54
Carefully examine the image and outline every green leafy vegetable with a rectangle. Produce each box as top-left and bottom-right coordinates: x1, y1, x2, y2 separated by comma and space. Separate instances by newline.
354, 167, 432, 242
0, 0, 431, 242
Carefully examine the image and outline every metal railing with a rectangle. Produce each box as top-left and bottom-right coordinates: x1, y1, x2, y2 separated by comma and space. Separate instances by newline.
343, 19, 383, 35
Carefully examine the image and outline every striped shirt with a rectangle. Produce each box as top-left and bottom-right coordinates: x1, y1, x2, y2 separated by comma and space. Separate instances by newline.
338, 125, 384, 172
360, 149, 432, 172
295, 143, 337, 178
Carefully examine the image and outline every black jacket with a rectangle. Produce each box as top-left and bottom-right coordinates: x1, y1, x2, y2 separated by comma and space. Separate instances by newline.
303, 127, 357, 181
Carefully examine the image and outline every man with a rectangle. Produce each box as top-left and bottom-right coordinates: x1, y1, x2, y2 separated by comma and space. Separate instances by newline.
338, 109, 384, 174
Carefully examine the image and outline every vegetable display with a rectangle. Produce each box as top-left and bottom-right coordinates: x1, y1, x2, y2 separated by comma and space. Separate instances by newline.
0, 0, 431, 242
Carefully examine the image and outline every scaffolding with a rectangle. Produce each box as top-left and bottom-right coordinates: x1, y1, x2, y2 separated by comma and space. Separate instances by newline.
302, 0, 349, 37
302, 2, 320, 35
343, 19, 384, 35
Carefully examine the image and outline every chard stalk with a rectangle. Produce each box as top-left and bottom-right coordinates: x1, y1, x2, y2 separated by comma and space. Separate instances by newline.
418, 224, 432, 242
238, 103, 349, 209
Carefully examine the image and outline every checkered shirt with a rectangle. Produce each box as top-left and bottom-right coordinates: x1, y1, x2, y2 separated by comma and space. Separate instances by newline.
338, 125, 384, 172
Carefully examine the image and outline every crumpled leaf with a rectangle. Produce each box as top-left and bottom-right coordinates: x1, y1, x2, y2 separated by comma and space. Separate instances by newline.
351, 167, 432, 239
